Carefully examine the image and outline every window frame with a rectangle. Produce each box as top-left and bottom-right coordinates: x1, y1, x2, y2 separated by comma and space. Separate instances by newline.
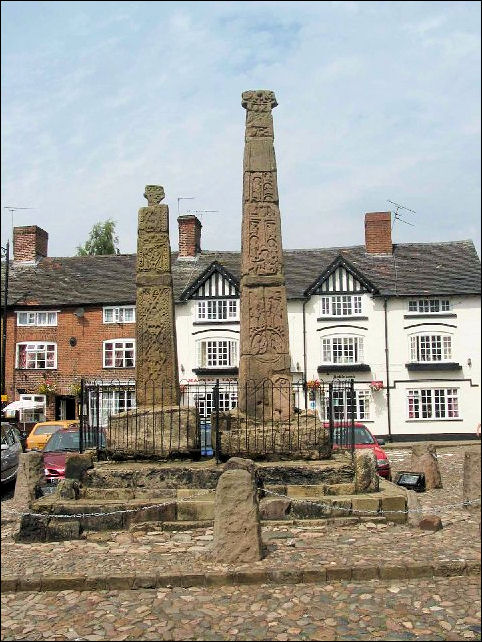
16, 310, 58, 327
196, 338, 239, 368
16, 342, 57, 369
19, 394, 46, 423
195, 299, 239, 322
409, 333, 453, 363
407, 299, 451, 314
407, 388, 460, 420
103, 306, 136, 324
319, 388, 371, 421
321, 335, 365, 365
319, 295, 363, 317
103, 339, 136, 368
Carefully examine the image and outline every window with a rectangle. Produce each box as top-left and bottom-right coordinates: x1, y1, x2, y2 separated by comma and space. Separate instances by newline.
196, 299, 239, 321
19, 394, 46, 423
407, 388, 459, 420
16, 343, 56, 369
320, 389, 371, 421
321, 336, 364, 364
407, 299, 450, 314
88, 389, 136, 427
196, 339, 238, 368
320, 295, 362, 317
103, 340, 135, 368
409, 334, 452, 362
17, 311, 57, 326
103, 306, 136, 324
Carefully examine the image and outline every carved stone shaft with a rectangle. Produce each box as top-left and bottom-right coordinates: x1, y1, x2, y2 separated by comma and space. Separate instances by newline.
135, 186, 180, 407
238, 90, 292, 419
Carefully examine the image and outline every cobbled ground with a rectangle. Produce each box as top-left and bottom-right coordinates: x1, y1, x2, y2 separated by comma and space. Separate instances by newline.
1, 444, 480, 641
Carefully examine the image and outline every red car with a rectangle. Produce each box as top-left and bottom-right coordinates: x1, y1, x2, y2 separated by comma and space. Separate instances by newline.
330, 422, 391, 480
42, 427, 105, 486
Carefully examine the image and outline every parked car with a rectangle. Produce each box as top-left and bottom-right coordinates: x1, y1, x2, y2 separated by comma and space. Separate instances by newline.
26, 420, 79, 452
42, 427, 105, 487
330, 423, 392, 480
1, 422, 22, 486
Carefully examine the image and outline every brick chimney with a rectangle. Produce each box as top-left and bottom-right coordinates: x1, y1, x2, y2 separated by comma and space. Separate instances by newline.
177, 215, 202, 258
364, 212, 392, 254
13, 225, 49, 262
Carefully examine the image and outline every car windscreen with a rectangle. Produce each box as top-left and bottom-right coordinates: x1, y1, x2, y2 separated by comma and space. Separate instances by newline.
43, 431, 105, 452
332, 426, 375, 445
34, 424, 64, 436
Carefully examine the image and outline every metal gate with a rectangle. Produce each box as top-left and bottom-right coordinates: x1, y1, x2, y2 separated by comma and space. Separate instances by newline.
328, 377, 356, 457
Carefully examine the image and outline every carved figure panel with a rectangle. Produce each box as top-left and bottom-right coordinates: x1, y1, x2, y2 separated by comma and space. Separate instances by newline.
245, 112, 274, 138
242, 90, 278, 112
243, 172, 278, 203
137, 234, 171, 273
245, 288, 289, 359
138, 206, 169, 233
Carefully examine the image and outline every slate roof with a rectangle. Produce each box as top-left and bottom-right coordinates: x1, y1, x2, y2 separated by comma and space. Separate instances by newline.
2, 240, 480, 308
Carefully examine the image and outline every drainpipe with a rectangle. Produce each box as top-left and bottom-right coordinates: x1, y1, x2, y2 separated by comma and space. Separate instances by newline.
383, 297, 393, 442
302, 297, 308, 407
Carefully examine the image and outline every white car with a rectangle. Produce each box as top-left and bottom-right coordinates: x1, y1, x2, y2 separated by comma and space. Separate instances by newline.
1, 422, 22, 486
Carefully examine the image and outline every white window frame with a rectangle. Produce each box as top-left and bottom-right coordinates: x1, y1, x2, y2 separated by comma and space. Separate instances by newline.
16, 311, 58, 326
320, 388, 371, 421
319, 295, 363, 317
407, 299, 451, 314
18, 394, 47, 423
16, 342, 57, 369
88, 388, 136, 427
103, 306, 136, 324
407, 388, 460, 420
196, 338, 239, 368
196, 299, 239, 322
103, 339, 136, 368
409, 333, 452, 362
321, 335, 364, 365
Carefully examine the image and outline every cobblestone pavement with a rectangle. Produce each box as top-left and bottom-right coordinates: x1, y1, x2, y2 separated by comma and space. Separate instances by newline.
1, 445, 480, 641
1, 576, 481, 641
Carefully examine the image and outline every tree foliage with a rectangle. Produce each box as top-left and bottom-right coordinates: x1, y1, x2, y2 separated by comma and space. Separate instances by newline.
77, 219, 119, 256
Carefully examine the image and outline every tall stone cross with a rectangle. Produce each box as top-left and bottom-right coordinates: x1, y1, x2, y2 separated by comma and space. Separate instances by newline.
238, 90, 292, 419
135, 185, 180, 408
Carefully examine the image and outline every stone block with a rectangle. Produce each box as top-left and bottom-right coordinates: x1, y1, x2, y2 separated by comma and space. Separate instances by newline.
213, 469, 263, 563
176, 488, 214, 499
287, 485, 324, 498
329, 499, 352, 518
259, 497, 291, 520
352, 565, 379, 581
381, 495, 407, 523
419, 515, 443, 531
289, 499, 331, 520
205, 573, 234, 587
125, 502, 176, 526
463, 449, 481, 514
65, 451, 94, 481
405, 563, 433, 579
15, 514, 49, 543
302, 569, 327, 583
84, 576, 108, 591
177, 501, 214, 521
180, 574, 205, 587
324, 483, 356, 496
57, 479, 80, 500
411, 443, 442, 489
106, 574, 136, 590
406, 490, 422, 527
326, 566, 352, 581
46, 518, 81, 541
81, 511, 126, 532
83, 488, 135, 500
40, 574, 86, 591
267, 570, 303, 584
235, 571, 269, 585
433, 560, 466, 577
351, 496, 380, 517
466, 560, 481, 576
379, 565, 406, 580
18, 576, 41, 591
14, 452, 44, 504
223, 457, 256, 477
354, 450, 379, 493
156, 574, 184, 588
1, 576, 18, 592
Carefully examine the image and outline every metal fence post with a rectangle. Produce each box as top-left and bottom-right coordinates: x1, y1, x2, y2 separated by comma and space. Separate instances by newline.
79, 378, 84, 454
214, 379, 221, 464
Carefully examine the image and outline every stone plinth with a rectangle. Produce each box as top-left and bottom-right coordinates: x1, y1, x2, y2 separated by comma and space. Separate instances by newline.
212, 410, 331, 460
463, 449, 481, 514
411, 443, 442, 490
14, 452, 44, 504
106, 406, 199, 458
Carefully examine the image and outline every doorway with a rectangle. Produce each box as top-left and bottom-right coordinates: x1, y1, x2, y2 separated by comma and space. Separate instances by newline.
55, 396, 76, 420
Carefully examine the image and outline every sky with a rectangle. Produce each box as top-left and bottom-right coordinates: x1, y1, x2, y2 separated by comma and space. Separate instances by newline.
1, 1, 481, 258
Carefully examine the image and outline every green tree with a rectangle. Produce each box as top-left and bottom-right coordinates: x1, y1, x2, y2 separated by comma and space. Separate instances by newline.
77, 219, 119, 256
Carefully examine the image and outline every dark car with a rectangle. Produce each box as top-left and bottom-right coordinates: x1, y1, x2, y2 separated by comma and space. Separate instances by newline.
1, 422, 22, 486
331, 423, 391, 480
42, 427, 105, 486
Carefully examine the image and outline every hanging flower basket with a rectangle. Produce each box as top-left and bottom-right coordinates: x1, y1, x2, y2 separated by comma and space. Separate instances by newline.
69, 381, 82, 397
37, 380, 57, 396
369, 381, 384, 392
305, 379, 321, 390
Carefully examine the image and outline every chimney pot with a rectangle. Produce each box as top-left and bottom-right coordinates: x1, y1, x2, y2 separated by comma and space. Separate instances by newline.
364, 212, 392, 254
13, 225, 49, 262
177, 215, 202, 258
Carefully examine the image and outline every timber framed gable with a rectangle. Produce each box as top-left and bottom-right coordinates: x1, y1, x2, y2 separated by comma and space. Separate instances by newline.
305, 254, 378, 297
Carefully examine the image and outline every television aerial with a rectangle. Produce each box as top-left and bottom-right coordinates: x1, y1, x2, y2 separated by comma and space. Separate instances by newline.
387, 200, 416, 229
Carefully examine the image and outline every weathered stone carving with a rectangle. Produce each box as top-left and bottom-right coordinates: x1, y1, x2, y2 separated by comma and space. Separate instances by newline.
135, 186, 180, 407
239, 92, 292, 419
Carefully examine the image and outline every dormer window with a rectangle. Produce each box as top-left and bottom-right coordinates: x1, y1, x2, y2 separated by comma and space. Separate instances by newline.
407, 299, 450, 314
196, 299, 239, 322
320, 295, 362, 317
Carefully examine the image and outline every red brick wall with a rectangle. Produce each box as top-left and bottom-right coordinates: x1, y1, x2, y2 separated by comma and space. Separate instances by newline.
5, 306, 137, 419
364, 212, 392, 254
177, 215, 202, 257
13, 226, 49, 262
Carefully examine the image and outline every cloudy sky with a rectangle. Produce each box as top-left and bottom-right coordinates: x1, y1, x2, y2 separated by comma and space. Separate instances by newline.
1, 1, 480, 258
